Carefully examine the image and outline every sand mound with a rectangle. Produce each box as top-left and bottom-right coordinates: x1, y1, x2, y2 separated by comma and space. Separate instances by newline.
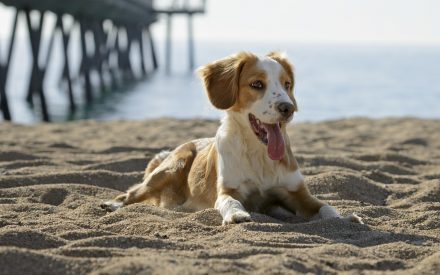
0, 118, 439, 274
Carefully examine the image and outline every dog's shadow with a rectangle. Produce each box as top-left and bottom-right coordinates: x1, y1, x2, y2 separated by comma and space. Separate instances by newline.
102, 203, 435, 249
239, 212, 435, 248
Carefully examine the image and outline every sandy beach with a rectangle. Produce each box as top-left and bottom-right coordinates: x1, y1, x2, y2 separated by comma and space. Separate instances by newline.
0, 118, 439, 274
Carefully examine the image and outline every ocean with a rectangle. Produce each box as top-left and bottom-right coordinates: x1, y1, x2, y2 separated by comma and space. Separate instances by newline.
3, 40, 440, 123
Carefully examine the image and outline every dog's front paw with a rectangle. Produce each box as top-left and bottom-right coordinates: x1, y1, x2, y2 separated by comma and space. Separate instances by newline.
223, 210, 252, 225
342, 213, 364, 224
319, 205, 364, 224
100, 200, 124, 212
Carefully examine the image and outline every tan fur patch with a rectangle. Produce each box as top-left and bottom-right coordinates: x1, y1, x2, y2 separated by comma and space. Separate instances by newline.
186, 142, 218, 209
231, 61, 267, 111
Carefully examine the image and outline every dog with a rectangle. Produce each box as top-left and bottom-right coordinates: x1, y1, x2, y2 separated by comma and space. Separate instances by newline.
101, 51, 362, 225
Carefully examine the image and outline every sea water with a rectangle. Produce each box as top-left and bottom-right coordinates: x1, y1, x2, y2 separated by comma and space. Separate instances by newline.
3, 40, 440, 123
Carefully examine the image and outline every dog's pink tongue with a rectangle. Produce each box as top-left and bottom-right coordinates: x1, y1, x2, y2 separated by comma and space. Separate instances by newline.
262, 123, 285, 160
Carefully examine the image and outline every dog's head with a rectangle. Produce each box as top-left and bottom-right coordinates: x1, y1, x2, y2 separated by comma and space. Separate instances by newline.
198, 52, 296, 160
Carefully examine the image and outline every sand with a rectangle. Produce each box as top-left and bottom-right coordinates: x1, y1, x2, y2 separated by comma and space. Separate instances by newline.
0, 117, 439, 274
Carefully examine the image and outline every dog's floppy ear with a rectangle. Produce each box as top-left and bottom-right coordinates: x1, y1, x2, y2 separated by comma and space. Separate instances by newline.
198, 52, 256, 110
267, 51, 295, 87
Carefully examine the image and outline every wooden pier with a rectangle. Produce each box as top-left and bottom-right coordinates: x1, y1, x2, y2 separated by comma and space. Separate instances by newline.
0, 0, 206, 122
155, 0, 207, 73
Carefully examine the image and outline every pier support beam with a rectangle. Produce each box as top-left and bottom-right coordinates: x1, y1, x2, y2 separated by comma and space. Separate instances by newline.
138, 28, 147, 76
25, 9, 52, 122
58, 16, 76, 112
0, 10, 18, 121
117, 28, 134, 82
79, 19, 93, 104
106, 25, 119, 90
161, 9, 199, 74
187, 13, 195, 70
92, 21, 106, 92
165, 14, 172, 74
146, 28, 158, 70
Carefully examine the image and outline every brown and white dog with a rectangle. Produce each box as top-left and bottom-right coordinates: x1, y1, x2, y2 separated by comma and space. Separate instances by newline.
101, 52, 362, 225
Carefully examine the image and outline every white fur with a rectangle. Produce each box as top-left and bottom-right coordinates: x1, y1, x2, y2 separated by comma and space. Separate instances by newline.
216, 113, 303, 193
284, 169, 304, 192
248, 57, 294, 124
215, 194, 251, 225
102, 200, 124, 211
319, 205, 342, 219
318, 205, 364, 224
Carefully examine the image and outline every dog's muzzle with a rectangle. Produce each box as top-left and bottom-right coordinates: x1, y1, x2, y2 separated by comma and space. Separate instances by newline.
276, 102, 295, 119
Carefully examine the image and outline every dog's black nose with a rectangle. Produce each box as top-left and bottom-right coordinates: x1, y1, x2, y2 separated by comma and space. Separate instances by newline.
276, 102, 294, 118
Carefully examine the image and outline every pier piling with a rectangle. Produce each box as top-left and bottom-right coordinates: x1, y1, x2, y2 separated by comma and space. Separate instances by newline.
157, 0, 206, 74
58, 16, 76, 112
0, 9, 18, 121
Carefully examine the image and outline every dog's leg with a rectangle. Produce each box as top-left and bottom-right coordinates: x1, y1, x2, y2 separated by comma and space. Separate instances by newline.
100, 193, 126, 212
278, 183, 363, 224
215, 188, 251, 225
100, 168, 168, 212
100, 152, 176, 212
101, 145, 195, 212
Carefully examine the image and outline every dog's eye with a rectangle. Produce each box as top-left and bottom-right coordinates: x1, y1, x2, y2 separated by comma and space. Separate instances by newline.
284, 81, 291, 90
250, 81, 264, 90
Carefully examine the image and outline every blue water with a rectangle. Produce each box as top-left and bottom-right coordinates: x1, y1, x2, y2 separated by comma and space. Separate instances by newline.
4, 40, 440, 123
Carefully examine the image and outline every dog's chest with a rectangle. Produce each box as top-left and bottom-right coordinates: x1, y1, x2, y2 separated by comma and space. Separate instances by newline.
237, 151, 287, 195
216, 121, 303, 195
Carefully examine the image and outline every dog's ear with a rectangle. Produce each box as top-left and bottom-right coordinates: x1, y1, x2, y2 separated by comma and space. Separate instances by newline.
198, 52, 255, 110
267, 51, 295, 87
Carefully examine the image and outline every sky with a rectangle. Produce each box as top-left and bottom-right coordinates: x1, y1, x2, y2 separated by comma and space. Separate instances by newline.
0, 0, 439, 46
152, 0, 440, 45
